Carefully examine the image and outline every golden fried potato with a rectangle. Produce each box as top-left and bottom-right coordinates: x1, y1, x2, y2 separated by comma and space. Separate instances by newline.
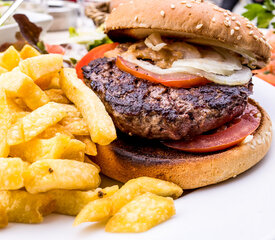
0, 202, 8, 228
50, 186, 118, 216
0, 158, 29, 190
0, 190, 55, 224
76, 136, 97, 156
20, 44, 41, 60
0, 89, 11, 157
24, 159, 101, 194
61, 139, 85, 162
45, 89, 71, 104
38, 124, 74, 139
7, 102, 68, 145
10, 134, 71, 163
59, 104, 81, 118
19, 54, 63, 81
0, 66, 7, 75
47, 72, 60, 89
60, 68, 116, 145
0, 46, 20, 70
111, 177, 182, 214
106, 192, 175, 233
0, 71, 50, 110
60, 117, 89, 135
74, 198, 112, 226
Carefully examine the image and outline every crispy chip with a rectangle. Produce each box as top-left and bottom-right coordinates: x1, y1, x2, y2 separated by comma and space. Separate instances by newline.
50, 186, 118, 216
60, 68, 116, 145
0, 46, 20, 70
0, 89, 11, 157
45, 89, 71, 104
0, 202, 8, 228
74, 198, 112, 226
111, 177, 183, 214
0, 158, 29, 190
61, 139, 85, 162
20, 45, 41, 60
19, 54, 63, 81
0, 71, 50, 110
7, 102, 68, 145
106, 192, 175, 233
38, 124, 74, 139
76, 136, 97, 156
0, 190, 55, 224
24, 159, 101, 194
10, 135, 71, 163
60, 117, 89, 135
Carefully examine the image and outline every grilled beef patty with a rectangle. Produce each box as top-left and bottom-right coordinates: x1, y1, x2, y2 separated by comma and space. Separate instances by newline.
83, 57, 252, 140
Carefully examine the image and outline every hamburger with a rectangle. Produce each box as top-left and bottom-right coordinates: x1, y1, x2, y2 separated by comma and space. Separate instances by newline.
81, 0, 272, 189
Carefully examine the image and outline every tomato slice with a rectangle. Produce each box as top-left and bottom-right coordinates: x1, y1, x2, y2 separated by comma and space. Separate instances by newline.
45, 44, 65, 55
116, 56, 210, 88
76, 43, 119, 79
163, 103, 261, 153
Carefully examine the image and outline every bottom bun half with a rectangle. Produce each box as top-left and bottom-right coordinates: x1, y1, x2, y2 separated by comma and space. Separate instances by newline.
93, 99, 272, 189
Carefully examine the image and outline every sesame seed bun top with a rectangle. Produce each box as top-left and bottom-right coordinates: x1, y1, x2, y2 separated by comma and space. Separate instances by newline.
106, 0, 271, 68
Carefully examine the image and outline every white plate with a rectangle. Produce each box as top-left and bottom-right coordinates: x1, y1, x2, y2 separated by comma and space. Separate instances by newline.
0, 10, 53, 44
0, 78, 274, 240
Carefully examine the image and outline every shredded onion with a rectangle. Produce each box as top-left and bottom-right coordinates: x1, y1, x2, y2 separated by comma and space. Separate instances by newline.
144, 33, 167, 51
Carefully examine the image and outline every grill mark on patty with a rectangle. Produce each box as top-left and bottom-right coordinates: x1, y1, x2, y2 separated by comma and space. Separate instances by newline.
83, 57, 252, 140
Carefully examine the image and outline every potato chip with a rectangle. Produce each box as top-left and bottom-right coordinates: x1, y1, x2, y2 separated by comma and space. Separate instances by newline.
45, 89, 71, 104
50, 186, 118, 216
0, 202, 8, 228
19, 54, 63, 81
60, 117, 89, 135
76, 136, 97, 156
10, 134, 71, 163
0, 46, 20, 70
60, 68, 116, 145
8, 102, 68, 145
24, 159, 101, 194
38, 124, 74, 139
111, 177, 182, 214
61, 139, 85, 162
0, 89, 11, 157
106, 192, 175, 233
0, 158, 28, 190
0, 190, 55, 224
20, 44, 41, 60
0, 71, 50, 110
74, 198, 112, 226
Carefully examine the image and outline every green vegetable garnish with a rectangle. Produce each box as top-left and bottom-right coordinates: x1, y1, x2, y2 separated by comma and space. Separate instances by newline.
87, 36, 113, 51
69, 27, 79, 38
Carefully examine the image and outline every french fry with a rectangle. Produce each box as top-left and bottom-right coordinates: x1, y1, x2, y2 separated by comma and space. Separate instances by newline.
0, 190, 55, 224
24, 159, 101, 194
105, 192, 175, 233
60, 117, 89, 135
47, 72, 60, 89
60, 68, 116, 145
50, 186, 118, 216
59, 104, 81, 118
45, 89, 71, 104
0, 46, 20, 70
61, 139, 85, 162
7, 102, 68, 145
74, 198, 112, 226
111, 177, 183, 214
38, 124, 74, 139
0, 89, 11, 157
0, 66, 7, 75
76, 136, 97, 156
10, 135, 71, 163
20, 44, 41, 60
0, 158, 29, 190
0, 71, 50, 110
19, 54, 63, 81
0, 202, 8, 228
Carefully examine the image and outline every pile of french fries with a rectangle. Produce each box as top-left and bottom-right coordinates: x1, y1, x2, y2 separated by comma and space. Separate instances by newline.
0, 45, 183, 232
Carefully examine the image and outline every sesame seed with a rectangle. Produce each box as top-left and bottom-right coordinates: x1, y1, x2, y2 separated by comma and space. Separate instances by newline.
225, 17, 230, 21
237, 35, 242, 40
160, 10, 165, 17
181, 0, 186, 3
186, 3, 192, 7
213, 6, 219, 10
134, 16, 138, 21
227, 11, 232, 16
253, 35, 258, 40
234, 26, 240, 31
230, 29, 234, 35
246, 24, 252, 29
170, 4, 175, 9
249, 30, 253, 35
256, 138, 262, 145
212, 17, 216, 22
232, 16, 236, 20
236, 21, 241, 26
250, 145, 255, 150
223, 12, 228, 16
119, 2, 124, 6
224, 20, 231, 27
129, 0, 133, 3
196, 23, 203, 29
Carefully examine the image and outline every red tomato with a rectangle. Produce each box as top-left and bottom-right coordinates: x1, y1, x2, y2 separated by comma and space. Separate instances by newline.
45, 44, 65, 55
163, 103, 261, 153
75, 43, 119, 79
116, 56, 210, 88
